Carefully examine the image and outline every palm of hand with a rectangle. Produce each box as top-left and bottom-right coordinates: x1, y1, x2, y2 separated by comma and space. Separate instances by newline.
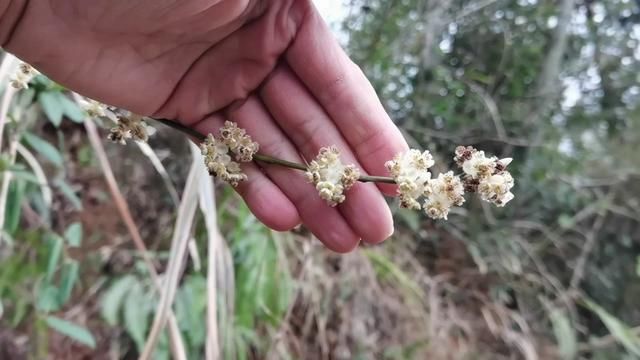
7, 0, 408, 252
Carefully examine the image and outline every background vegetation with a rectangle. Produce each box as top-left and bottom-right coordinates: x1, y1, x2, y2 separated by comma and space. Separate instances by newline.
1, 0, 639, 359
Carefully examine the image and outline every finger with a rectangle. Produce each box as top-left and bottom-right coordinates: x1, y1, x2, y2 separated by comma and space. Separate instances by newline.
284, 4, 409, 195
191, 115, 301, 232
260, 65, 394, 244
225, 96, 361, 253
155, 0, 307, 124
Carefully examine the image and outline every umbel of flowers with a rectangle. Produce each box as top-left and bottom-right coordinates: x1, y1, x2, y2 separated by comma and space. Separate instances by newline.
92, 103, 513, 221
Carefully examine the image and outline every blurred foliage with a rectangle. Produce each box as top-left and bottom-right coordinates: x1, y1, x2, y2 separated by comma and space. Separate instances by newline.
1, 0, 640, 359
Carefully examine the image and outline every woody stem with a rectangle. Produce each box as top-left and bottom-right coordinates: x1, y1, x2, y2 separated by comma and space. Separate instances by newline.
152, 118, 397, 184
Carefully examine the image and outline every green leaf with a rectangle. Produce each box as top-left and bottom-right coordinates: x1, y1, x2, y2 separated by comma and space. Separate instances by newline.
59, 96, 85, 123
124, 282, 151, 351
64, 222, 83, 247
36, 284, 60, 312
57, 261, 79, 305
22, 133, 63, 167
45, 233, 63, 283
582, 298, 640, 356
54, 179, 82, 210
549, 308, 577, 360
38, 92, 65, 127
45, 316, 96, 349
4, 180, 25, 234
100, 275, 136, 326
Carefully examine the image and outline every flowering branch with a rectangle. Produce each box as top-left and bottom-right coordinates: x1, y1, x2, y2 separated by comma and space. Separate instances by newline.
69, 94, 515, 219
152, 117, 397, 184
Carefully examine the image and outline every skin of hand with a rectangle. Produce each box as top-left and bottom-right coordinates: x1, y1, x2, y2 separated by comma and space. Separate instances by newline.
1, 0, 409, 252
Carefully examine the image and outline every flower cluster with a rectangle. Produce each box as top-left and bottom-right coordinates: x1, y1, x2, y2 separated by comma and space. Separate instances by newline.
306, 146, 360, 206
10, 62, 39, 90
219, 121, 259, 162
386, 150, 467, 219
200, 134, 247, 186
385, 149, 434, 210
107, 114, 155, 144
199, 121, 259, 186
82, 99, 108, 118
454, 146, 514, 207
423, 171, 466, 220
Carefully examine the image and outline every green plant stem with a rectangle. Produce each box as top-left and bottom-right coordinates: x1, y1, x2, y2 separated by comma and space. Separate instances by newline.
152, 118, 397, 185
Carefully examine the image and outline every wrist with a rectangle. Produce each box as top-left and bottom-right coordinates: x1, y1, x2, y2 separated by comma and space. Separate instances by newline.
0, 0, 28, 48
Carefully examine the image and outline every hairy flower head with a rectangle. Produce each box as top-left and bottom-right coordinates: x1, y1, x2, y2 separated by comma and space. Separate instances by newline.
107, 114, 154, 144
200, 134, 247, 186
81, 99, 108, 118
423, 171, 465, 220
10, 62, 39, 90
478, 172, 515, 207
306, 146, 360, 206
219, 121, 259, 162
385, 149, 435, 210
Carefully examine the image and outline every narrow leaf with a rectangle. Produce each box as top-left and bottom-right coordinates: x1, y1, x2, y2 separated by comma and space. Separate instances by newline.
60, 96, 85, 123
22, 133, 63, 167
38, 92, 64, 127
54, 179, 82, 210
125, 282, 151, 352
45, 234, 63, 283
64, 222, 83, 247
45, 316, 96, 349
100, 275, 136, 326
57, 261, 79, 305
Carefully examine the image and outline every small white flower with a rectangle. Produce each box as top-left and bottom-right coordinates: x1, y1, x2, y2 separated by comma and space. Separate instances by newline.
478, 172, 515, 207
461, 150, 498, 180
201, 134, 247, 186
385, 149, 435, 210
423, 171, 465, 220
81, 98, 108, 118
219, 121, 259, 162
9, 62, 39, 90
306, 146, 360, 206
107, 114, 154, 144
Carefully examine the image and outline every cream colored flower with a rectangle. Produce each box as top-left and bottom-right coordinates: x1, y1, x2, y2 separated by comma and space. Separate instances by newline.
385, 149, 434, 210
219, 121, 259, 162
200, 134, 247, 186
306, 146, 360, 206
81, 99, 108, 118
478, 172, 515, 207
10, 62, 39, 90
461, 150, 498, 180
423, 171, 465, 220
107, 114, 154, 144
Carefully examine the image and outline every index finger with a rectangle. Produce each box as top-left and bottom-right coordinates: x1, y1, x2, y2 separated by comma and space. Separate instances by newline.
285, 2, 408, 192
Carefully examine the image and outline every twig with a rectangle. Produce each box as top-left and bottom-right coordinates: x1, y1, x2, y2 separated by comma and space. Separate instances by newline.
152, 118, 398, 185
569, 210, 607, 290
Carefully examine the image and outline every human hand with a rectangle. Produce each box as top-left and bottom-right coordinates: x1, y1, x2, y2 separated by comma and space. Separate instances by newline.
3, 0, 408, 252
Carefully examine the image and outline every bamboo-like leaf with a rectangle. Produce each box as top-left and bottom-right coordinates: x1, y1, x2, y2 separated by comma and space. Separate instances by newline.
57, 260, 79, 305
45, 316, 96, 349
64, 222, 82, 247
100, 275, 137, 326
22, 133, 63, 167
45, 233, 63, 283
